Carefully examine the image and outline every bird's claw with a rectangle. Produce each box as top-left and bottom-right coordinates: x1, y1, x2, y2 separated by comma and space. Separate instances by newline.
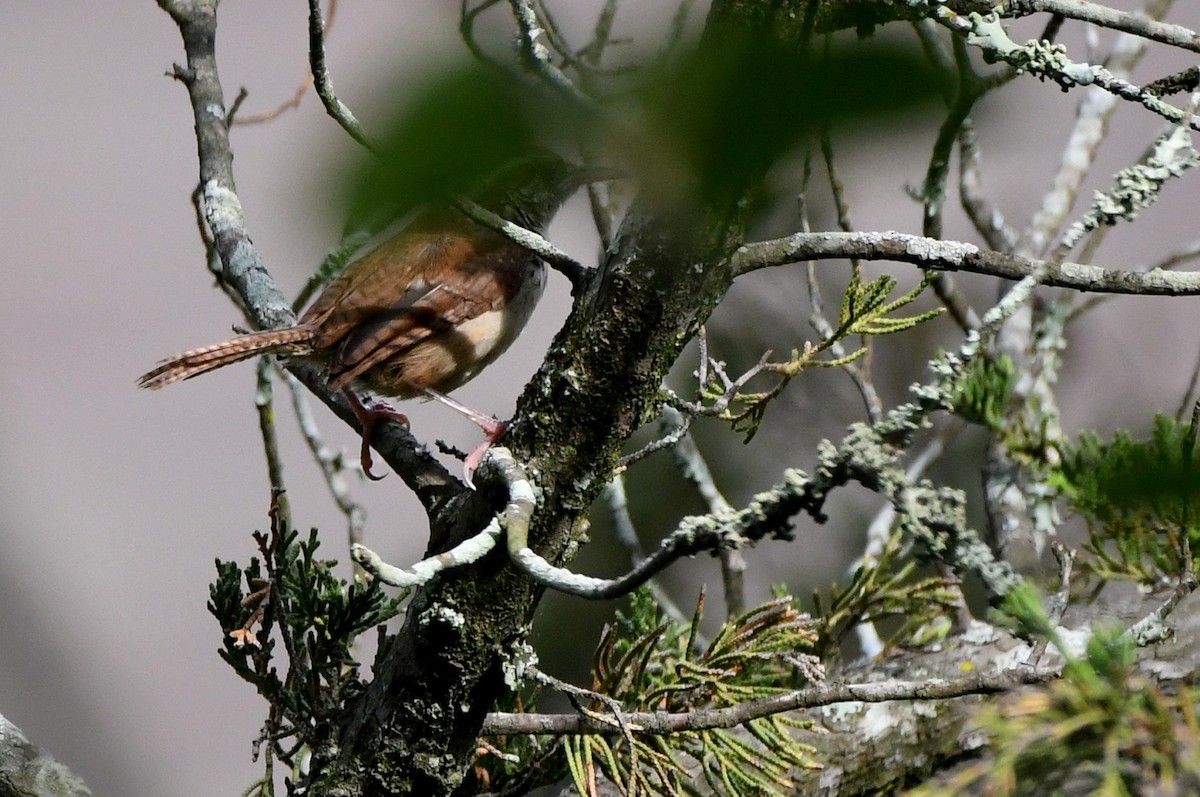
345, 389, 409, 481
462, 419, 510, 487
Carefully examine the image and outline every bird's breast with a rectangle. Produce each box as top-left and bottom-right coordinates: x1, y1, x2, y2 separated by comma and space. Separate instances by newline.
431, 259, 547, 387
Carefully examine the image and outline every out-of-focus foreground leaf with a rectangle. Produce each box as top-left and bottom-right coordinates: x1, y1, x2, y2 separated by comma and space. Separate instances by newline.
343, 33, 937, 223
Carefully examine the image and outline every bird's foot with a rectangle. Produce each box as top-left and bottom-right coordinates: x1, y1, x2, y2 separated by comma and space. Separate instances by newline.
423, 388, 509, 485
344, 390, 409, 481
462, 419, 511, 486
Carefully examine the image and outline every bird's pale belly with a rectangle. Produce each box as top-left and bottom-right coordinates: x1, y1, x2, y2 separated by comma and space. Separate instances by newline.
364, 265, 545, 398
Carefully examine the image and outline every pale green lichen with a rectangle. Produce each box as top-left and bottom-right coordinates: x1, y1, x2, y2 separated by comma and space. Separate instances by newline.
1063, 126, 1200, 248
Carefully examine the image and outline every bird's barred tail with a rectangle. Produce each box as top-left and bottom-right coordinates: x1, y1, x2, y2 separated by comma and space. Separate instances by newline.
137, 327, 315, 390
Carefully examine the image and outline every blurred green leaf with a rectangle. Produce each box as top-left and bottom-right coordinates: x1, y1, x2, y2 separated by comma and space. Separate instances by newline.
1064, 415, 1200, 514
618, 32, 939, 208
1058, 414, 1200, 583
344, 62, 583, 226
343, 36, 937, 227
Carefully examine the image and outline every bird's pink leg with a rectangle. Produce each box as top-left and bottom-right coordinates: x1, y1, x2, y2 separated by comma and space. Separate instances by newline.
423, 388, 509, 484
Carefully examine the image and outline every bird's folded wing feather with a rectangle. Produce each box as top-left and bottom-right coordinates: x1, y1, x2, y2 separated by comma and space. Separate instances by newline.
301, 230, 524, 387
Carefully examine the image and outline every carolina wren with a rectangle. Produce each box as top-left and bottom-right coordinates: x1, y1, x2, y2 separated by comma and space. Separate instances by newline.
139, 153, 596, 479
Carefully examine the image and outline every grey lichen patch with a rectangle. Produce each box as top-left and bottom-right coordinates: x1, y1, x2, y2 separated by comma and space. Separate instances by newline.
839, 423, 902, 474
898, 484, 965, 556
501, 639, 539, 691
1063, 126, 1200, 248
419, 603, 466, 631
966, 12, 1096, 90
900, 233, 980, 261
202, 179, 245, 235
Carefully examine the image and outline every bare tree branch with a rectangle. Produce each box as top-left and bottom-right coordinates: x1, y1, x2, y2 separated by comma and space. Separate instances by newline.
0, 713, 91, 797
481, 667, 1059, 736
1002, 0, 1200, 56
306, 0, 377, 151
732, 230, 1200, 295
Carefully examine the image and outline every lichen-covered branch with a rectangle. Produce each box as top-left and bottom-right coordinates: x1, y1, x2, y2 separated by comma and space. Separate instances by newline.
943, 10, 1200, 132
732, 230, 1200, 295
1001, 0, 1200, 56
0, 713, 91, 797
481, 667, 1058, 736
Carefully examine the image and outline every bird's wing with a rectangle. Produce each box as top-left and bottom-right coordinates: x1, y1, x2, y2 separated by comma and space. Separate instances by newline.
302, 230, 528, 389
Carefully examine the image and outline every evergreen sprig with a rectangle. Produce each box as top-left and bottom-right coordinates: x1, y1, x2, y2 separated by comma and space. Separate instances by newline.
713, 268, 940, 440
208, 497, 402, 773
1055, 414, 1200, 584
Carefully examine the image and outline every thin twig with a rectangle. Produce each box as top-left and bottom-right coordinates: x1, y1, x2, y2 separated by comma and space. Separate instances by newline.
1047, 543, 1075, 627
280, 368, 367, 550
529, 667, 639, 749
664, 352, 770, 419
915, 34, 986, 330
306, 0, 378, 152
460, 0, 508, 68
256, 360, 292, 528
1123, 571, 1198, 646
799, 147, 883, 423
509, 0, 593, 105
663, 407, 746, 618
731, 230, 1200, 296
661, 0, 699, 56
602, 475, 692, 627
1024, 541, 1077, 666
453, 198, 591, 293
615, 413, 691, 470
911, 18, 957, 102
232, 0, 339, 126
578, 0, 621, 66
481, 666, 1060, 735
958, 118, 1016, 254
1175, 352, 1200, 423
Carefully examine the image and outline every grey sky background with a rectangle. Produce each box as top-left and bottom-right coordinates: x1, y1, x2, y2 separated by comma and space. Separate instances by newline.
2, 4, 1199, 796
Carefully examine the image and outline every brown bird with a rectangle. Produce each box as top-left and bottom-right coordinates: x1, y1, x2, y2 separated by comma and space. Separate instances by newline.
139, 153, 600, 480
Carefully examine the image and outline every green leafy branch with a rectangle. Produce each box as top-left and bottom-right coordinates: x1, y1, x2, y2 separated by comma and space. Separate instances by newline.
810, 529, 963, 659
911, 618, 1200, 797
712, 268, 940, 440
947, 350, 1016, 432
485, 589, 822, 797
1053, 413, 1200, 585
208, 495, 402, 778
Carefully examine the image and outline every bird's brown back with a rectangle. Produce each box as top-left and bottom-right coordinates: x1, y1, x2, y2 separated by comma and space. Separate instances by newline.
301, 215, 539, 393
